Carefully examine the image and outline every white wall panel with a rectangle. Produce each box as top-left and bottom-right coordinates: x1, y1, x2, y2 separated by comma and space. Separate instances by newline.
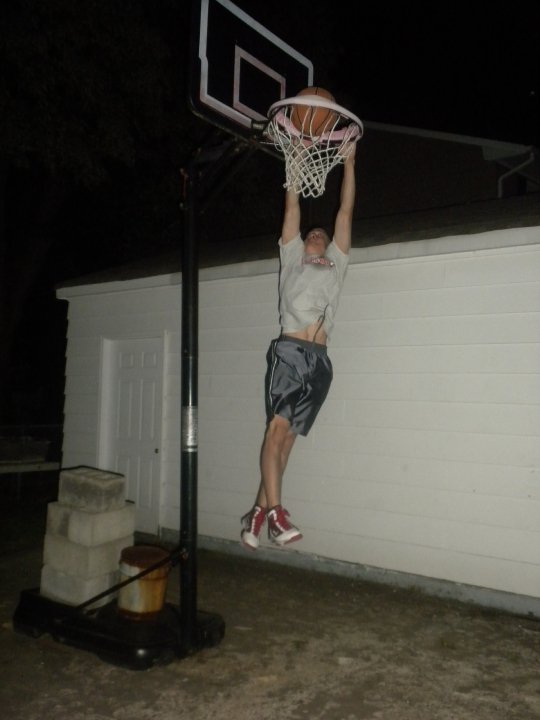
342, 399, 540, 435
341, 282, 540, 319
331, 372, 540, 404
331, 345, 539, 373
58, 228, 540, 607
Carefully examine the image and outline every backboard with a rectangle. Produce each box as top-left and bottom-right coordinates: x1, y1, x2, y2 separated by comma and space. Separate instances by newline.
189, 0, 313, 143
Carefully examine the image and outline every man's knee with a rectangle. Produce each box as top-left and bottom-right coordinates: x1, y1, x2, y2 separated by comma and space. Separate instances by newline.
266, 415, 292, 446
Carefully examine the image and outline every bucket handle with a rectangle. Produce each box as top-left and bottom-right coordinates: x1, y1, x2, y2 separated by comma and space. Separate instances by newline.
74, 546, 181, 614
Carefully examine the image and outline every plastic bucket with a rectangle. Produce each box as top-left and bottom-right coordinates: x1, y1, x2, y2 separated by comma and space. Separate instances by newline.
117, 545, 171, 620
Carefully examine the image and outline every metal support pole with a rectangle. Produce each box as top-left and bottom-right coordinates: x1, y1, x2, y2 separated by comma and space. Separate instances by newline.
177, 137, 252, 654
179, 161, 199, 653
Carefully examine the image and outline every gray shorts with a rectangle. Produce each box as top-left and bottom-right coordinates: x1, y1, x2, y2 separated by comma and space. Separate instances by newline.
265, 336, 333, 436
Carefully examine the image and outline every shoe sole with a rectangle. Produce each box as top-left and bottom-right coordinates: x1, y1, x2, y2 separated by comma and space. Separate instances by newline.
270, 532, 303, 547
241, 531, 259, 550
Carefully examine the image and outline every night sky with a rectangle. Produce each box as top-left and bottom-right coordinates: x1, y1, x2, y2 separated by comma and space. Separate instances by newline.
2, 0, 539, 427
269, 1, 539, 146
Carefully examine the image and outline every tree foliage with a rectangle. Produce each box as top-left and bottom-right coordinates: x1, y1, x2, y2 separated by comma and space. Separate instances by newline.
0, 0, 389, 423
1, 0, 199, 178
0, 0, 202, 422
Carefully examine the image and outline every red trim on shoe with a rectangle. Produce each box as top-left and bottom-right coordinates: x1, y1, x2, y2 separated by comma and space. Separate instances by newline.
267, 505, 302, 546
240, 504, 267, 550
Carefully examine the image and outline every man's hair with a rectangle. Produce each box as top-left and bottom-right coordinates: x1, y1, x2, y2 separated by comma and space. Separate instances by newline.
305, 226, 331, 247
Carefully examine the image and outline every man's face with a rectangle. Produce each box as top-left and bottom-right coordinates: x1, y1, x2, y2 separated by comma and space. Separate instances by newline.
304, 228, 330, 255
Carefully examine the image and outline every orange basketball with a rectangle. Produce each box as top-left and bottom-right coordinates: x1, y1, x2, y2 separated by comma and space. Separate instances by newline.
291, 87, 337, 136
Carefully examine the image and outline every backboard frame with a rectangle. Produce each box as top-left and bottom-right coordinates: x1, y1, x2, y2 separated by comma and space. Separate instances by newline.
189, 0, 314, 145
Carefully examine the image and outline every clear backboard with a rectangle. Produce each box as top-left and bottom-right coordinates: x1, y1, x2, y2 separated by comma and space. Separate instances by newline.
189, 0, 314, 143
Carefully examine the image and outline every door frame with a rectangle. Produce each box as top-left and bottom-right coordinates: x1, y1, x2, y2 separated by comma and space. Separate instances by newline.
97, 335, 165, 534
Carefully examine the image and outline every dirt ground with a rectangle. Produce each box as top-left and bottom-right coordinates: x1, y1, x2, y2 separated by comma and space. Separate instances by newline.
2, 476, 540, 720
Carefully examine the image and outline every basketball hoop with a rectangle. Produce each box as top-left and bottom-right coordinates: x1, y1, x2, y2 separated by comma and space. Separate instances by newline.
263, 95, 363, 198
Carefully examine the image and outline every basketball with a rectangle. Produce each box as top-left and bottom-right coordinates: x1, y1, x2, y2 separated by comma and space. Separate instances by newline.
291, 87, 337, 136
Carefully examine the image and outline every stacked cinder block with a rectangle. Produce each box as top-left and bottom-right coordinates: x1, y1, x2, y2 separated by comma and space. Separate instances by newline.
40, 466, 135, 607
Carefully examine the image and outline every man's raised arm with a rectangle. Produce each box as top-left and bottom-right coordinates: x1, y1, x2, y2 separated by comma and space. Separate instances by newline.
281, 188, 301, 244
333, 144, 356, 255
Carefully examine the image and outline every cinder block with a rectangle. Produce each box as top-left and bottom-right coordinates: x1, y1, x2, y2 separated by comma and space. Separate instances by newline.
43, 532, 133, 578
40, 564, 119, 607
46, 501, 135, 547
58, 466, 126, 512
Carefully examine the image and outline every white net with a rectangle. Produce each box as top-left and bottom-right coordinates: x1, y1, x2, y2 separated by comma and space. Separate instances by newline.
264, 98, 363, 198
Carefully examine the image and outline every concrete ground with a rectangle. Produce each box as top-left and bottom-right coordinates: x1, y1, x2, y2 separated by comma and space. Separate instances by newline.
2, 473, 540, 720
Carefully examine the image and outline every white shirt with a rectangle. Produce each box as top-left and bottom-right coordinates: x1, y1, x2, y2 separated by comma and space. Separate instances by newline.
278, 233, 349, 341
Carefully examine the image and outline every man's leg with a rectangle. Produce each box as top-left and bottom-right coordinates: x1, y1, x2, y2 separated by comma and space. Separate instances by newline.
242, 337, 308, 549
257, 415, 296, 508
241, 415, 298, 549
259, 415, 302, 546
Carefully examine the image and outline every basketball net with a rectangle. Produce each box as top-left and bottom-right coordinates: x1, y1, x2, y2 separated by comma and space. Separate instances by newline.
263, 96, 363, 198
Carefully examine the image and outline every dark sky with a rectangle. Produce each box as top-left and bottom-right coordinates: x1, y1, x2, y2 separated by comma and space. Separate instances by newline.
226, 0, 539, 146
3, 0, 539, 427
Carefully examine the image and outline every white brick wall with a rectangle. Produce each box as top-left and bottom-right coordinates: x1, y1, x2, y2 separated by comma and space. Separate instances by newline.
58, 227, 540, 602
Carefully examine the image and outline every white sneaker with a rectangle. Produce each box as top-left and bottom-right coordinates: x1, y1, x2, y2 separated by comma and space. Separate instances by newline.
240, 505, 267, 550
267, 505, 302, 546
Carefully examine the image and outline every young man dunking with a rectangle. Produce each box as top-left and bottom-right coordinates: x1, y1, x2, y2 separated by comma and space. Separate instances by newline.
241, 143, 356, 549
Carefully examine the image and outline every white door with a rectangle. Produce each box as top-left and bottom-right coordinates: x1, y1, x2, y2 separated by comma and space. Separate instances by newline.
99, 338, 163, 534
